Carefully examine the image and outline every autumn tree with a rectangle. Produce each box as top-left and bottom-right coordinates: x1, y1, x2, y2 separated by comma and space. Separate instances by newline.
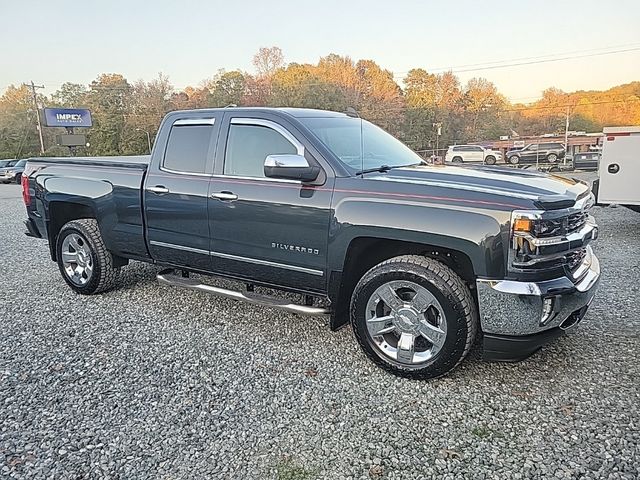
209, 70, 246, 107
83, 74, 133, 155
0, 85, 40, 158
463, 77, 507, 141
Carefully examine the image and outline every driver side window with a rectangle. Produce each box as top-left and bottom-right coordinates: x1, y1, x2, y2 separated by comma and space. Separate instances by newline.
224, 124, 297, 178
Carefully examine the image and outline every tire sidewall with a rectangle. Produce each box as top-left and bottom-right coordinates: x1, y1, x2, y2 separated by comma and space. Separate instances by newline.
351, 264, 471, 379
56, 224, 103, 294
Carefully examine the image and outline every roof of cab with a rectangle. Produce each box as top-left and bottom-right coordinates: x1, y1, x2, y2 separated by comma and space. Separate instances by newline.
171, 107, 349, 119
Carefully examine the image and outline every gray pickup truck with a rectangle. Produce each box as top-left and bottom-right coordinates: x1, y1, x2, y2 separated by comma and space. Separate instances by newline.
22, 107, 600, 379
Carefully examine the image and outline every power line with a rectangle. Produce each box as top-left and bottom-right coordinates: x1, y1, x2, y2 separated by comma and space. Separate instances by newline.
392, 43, 640, 77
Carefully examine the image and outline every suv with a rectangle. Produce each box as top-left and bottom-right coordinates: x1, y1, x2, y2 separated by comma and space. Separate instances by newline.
507, 143, 565, 165
445, 145, 502, 165
0, 159, 27, 184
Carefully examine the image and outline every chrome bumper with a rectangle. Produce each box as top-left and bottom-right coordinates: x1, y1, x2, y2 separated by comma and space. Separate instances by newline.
476, 246, 600, 336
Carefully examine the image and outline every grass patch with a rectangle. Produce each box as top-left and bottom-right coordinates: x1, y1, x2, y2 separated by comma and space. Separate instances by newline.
471, 425, 493, 438
276, 458, 317, 480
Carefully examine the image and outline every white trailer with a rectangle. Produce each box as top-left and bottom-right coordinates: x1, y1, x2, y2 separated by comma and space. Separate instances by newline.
596, 126, 640, 212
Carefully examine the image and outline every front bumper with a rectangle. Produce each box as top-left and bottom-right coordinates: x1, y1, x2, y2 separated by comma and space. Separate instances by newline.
476, 246, 600, 360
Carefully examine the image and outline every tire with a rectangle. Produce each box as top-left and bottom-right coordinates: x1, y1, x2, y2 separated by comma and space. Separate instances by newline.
56, 218, 119, 294
451, 156, 463, 164
14, 173, 21, 184
350, 255, 478, 379
547, 153, 558, 163
508, 155, 520, 165
484, 156, 496, 165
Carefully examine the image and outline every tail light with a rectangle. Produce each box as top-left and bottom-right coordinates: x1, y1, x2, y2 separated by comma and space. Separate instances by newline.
21, 173, 31, 206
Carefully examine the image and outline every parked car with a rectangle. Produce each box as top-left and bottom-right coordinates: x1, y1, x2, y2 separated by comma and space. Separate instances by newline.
1, 159, 27, 184
573, 151, 600, 171
507, 142, 565, 165
21, 107, 600, 379
444, 145, 502, 165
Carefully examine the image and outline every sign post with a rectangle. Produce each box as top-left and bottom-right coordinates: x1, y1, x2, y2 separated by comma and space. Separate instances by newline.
43, 108, 92, 156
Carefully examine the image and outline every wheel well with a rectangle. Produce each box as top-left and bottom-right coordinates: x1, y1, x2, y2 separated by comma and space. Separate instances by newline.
330, 237, 476, 329
47, 202, 96, 261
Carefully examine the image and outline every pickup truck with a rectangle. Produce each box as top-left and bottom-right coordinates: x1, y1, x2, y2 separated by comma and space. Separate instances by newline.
21, 107, 601, 379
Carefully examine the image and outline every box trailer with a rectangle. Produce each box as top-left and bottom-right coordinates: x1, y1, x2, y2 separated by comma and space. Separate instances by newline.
595, 126, 640, 213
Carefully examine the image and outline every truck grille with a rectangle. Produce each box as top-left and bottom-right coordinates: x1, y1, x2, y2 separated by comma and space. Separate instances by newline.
565, 247, 587, 272
537, 211, 588, 238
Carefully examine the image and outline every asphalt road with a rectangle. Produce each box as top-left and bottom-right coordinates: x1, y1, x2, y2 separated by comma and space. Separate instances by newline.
1, 181, 638, 479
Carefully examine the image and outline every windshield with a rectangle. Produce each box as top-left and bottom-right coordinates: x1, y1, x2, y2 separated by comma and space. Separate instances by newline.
300, 117, 423, 172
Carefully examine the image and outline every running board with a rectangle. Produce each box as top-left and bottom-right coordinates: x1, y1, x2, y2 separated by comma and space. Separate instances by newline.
157, 269, 330, 317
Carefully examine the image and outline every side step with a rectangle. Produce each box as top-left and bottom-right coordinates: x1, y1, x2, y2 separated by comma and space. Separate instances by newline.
157, 269, 330, 317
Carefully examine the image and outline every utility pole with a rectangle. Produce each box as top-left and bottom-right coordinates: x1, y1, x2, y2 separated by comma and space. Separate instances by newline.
564, 106, 570, 166
23, 81, 45, 154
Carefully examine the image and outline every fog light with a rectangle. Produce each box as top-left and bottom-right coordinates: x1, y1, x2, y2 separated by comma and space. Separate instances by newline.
540, 297, 556, 326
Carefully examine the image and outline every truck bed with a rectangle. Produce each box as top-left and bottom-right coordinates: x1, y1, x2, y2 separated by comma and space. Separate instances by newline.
25, 155, 151, 262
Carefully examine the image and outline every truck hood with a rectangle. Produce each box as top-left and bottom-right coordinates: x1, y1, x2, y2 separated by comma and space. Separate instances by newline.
369, 164, 591, 210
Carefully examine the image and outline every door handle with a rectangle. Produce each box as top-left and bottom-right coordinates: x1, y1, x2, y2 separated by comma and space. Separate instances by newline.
211, 191, 238, 201
147, 185, 169, 194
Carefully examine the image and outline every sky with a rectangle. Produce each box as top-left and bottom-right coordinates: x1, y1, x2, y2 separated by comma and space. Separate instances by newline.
1, 0, 639, 102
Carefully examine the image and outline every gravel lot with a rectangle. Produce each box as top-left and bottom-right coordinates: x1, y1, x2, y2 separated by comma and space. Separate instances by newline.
1, 179, 639, 479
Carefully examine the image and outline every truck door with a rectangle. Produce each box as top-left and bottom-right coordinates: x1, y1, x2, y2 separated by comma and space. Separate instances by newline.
143, 115, 221, 270
207, 115, 333, 293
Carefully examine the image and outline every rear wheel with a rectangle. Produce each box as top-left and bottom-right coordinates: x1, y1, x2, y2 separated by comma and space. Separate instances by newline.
451, 156, 463, 164
484, 156, 496, 165
56, 219, 119, 294
508, 155, 520, 165
350, 255, 477, 379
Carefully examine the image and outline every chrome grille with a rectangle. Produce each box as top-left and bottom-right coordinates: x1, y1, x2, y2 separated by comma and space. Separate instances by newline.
565, 248, 586, 272
537, 211, 588, 238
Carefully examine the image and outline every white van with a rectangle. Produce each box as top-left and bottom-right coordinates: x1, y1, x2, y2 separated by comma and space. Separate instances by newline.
596, 126, 640, 212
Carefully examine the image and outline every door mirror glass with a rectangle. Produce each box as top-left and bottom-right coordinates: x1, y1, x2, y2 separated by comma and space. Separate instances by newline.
264, 154, 320, 182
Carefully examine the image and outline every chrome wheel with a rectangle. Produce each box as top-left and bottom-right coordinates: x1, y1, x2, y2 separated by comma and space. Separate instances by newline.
60, 233, 93, 286
548, 153, 558, 163
365, 280, 447, 365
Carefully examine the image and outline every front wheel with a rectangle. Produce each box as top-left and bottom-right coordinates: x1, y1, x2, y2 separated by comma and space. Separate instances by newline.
350, 255, 478, 379
56, 219, 119, 294
484, 156, 496, 165
547, 153, 558, 163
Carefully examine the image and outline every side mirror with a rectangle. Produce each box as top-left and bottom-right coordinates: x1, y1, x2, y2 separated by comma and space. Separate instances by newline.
264, 154, 320, 182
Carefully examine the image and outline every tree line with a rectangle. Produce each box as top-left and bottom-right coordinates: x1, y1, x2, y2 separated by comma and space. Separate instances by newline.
1, 46, 639, 159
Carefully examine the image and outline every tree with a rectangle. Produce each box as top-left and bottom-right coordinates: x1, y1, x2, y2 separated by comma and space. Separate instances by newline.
84, 74, 133, 155
50, 83, 87, 108
209, 70, 246, 107
463, 77, 507, 141
253, 46, 285, 78
0, 85, 40, 158
355, 60, 404, 133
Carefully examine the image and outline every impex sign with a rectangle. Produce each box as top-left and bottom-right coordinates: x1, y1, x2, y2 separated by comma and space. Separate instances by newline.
43, 108, 93, 127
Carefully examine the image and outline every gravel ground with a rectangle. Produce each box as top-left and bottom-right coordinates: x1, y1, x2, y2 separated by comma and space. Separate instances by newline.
1, 181, 639, 479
